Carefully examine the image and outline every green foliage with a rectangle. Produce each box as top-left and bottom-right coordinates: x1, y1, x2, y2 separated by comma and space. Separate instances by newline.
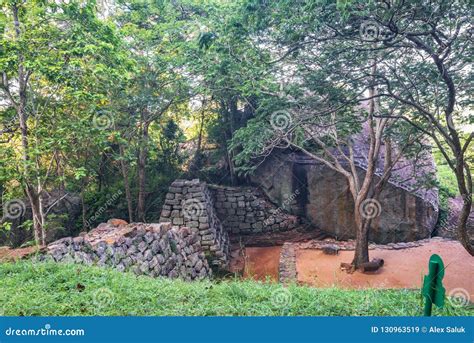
433, 147, 460, 213
0, 0, 472, 247
233, 0, 472, 188
0, 221, 11, 232
0, 261, 471, 316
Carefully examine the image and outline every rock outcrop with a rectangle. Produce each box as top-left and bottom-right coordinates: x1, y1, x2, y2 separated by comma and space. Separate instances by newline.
251, 150, 439, 244
40, 222, 211, 280
437, 197, 474, 243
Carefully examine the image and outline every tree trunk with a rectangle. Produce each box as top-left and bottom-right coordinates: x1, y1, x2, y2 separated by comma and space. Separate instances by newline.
12, 4, 45, 246
119, 144, 133, 223
452, 156, 474, 255
451, 118, 474, 255
137, 122, 149, 222
350, 62, 380, 267
352, 228, 370, 267
196, 108, 205, 155
352, 201, 370, 267
80, 188, 87, 230
227, 149, 236, 186
25, 185, 45, 246
458, 192, 473, 255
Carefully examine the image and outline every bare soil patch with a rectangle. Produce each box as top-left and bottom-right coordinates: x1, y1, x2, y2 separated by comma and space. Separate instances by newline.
235, 239, 473, 301
242, 246, 282, 281
296, 240, 474, 299
0, 246, 42, 262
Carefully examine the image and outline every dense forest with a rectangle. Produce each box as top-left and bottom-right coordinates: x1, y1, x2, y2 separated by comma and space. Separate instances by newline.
0, 0, 472, 268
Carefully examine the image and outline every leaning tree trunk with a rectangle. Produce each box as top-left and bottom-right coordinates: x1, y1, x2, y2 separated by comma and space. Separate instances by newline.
458, 192, 473, 256
453, 159, 473, 256
25, 185, 45, 246
457, 168, 474, 256
13, 4, 46, 246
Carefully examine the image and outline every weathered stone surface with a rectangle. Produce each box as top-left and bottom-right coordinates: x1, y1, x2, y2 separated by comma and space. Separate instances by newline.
40, 222, 211, 280
250, 150, 439, 244
207, 184, 302, 237
159, 179, 230, 269
279, 242, 297, 284
436, 197, 474, 244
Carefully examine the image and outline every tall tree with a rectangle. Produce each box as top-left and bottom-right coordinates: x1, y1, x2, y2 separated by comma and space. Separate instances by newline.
0, 0, 126, 244
115, 0, 191, 221
227, 0, 440, 266
233, 0, 472, 256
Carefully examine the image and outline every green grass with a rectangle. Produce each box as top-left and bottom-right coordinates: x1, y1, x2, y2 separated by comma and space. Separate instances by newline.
0, 261, 472, 316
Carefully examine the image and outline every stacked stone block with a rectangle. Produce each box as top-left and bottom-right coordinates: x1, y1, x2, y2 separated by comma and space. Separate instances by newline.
279, 242, 297, 284
40, 222, 211, 280
208, 184, 300, 235
159, 179, 230, 269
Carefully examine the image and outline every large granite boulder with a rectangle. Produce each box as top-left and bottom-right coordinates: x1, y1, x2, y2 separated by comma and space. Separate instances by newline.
251, 150, 439, 244
437, 197, 474, 244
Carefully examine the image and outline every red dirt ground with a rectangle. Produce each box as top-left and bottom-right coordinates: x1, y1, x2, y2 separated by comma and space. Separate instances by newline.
0, 246, 42, 262
297, 240, 474, 298
238, 240, 473, 300
242, 246, 282, 281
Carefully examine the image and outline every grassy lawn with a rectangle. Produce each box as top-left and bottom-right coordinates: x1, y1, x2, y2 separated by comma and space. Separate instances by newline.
0, 261, 471, 316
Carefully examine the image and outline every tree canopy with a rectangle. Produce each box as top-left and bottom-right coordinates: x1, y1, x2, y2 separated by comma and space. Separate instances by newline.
0, 0, 472, 261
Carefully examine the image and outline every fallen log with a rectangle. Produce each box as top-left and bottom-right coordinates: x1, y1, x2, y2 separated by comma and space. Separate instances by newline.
360, 258, 384, 273
322, 244, 340, 255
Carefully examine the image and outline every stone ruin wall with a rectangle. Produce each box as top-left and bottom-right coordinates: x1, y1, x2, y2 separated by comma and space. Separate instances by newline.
41, 222, 211, 280
40, 178, 303, 280
159, 179, 230, 269
208, 184, 301, 236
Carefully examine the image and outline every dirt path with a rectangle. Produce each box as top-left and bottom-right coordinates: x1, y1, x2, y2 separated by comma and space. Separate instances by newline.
296, 240, 474, 299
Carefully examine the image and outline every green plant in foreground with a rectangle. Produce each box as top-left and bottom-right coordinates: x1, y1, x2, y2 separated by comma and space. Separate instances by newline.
0, 261, 472, 317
